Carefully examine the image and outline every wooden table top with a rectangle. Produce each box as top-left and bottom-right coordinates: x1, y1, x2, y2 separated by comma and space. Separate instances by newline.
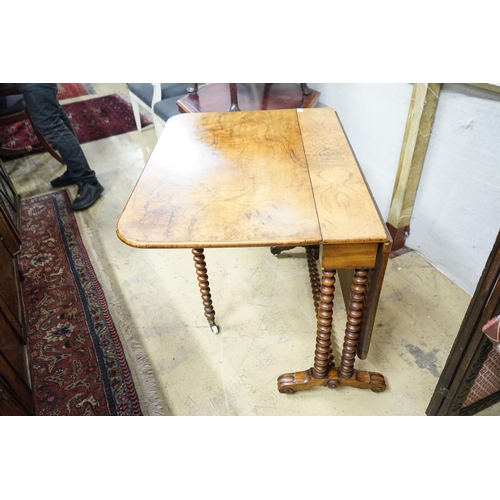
117, 108, 387, 250
297, 109, 387, 245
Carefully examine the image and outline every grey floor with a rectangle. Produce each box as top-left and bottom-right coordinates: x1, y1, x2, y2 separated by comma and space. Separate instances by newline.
5, 83, 499, 416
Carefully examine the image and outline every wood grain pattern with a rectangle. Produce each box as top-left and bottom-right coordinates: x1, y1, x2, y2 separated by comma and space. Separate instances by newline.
297, 108, 388, 245
117, 110, 321, 249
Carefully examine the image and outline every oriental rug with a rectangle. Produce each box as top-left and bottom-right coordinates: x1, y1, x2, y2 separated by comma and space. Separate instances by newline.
56, 83, 95, 100
19, 190, 143, 416
0, 93, 152, 158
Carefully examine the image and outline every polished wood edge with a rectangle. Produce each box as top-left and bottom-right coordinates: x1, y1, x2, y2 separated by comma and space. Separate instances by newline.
115, 228, 321, 250
277, 367, 386, 393
176, 98, 193, 113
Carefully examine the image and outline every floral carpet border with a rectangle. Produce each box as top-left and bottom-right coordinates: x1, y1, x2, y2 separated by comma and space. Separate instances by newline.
20, 190, 142, 415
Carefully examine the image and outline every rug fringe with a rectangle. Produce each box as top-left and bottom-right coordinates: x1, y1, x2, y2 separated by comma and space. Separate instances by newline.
77, 223, 168, 416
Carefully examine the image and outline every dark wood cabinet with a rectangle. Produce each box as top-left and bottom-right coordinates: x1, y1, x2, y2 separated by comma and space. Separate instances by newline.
0, 159, 34, 415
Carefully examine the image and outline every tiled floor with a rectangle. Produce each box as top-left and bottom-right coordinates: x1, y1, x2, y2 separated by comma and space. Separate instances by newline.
5, 83, 499, 416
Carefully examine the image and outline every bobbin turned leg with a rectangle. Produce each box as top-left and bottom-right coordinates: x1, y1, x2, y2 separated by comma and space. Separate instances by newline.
277, 268, 386, 393
337, 269, 386, 392
306, 246, 321, 313
192, 248, 219, 334
306, 246, 334, 365
339, 269, 368, 378
278, 268, 337, 393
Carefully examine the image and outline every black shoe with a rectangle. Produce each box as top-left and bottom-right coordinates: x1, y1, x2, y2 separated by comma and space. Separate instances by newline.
51, 171, 76, 188
71, 181, 104, 211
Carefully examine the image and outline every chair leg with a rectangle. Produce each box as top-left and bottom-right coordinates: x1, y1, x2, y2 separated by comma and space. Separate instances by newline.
31, 125, 64, 165
129, 93, 143, 131
0, 145, 34, 157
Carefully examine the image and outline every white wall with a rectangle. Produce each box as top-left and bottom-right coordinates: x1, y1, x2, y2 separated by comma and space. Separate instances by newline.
405, 84, 500, 294
308, 83, 500, 295
309, 83, 412, 220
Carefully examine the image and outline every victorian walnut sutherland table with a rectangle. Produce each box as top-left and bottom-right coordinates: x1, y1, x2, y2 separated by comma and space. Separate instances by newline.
117, 107, 392, 394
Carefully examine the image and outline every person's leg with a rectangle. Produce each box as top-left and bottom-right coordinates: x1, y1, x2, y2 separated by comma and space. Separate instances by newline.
17, 83, 103, 210
17, 83, 97, 184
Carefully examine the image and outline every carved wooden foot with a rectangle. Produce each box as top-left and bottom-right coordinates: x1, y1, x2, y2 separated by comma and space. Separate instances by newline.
278, 367, 386, 393
277, 266, 386, 394
192, 248, 219, 334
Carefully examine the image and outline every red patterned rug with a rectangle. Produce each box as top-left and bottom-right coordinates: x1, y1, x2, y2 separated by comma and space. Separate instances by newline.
0, 93, 152, 157
56, 83, 95, 100
19, 190, 143, 416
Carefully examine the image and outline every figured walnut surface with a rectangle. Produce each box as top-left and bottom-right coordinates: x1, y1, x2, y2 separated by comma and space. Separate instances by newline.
117, 109, 321, 248
296, 108, 387, 245
117, 108, 387, 252
297, 108, 387, 269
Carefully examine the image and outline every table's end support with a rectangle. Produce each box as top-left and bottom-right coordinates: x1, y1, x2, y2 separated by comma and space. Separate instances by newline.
277, 367, 386, 394
270, 245, 297, 256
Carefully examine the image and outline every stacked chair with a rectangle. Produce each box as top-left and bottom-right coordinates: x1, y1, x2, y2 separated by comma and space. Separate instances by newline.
0, 84, 63, 163
127, 83, 191, 138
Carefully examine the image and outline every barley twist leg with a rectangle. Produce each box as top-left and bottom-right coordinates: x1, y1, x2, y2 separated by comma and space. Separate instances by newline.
192, 248, 219, 334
